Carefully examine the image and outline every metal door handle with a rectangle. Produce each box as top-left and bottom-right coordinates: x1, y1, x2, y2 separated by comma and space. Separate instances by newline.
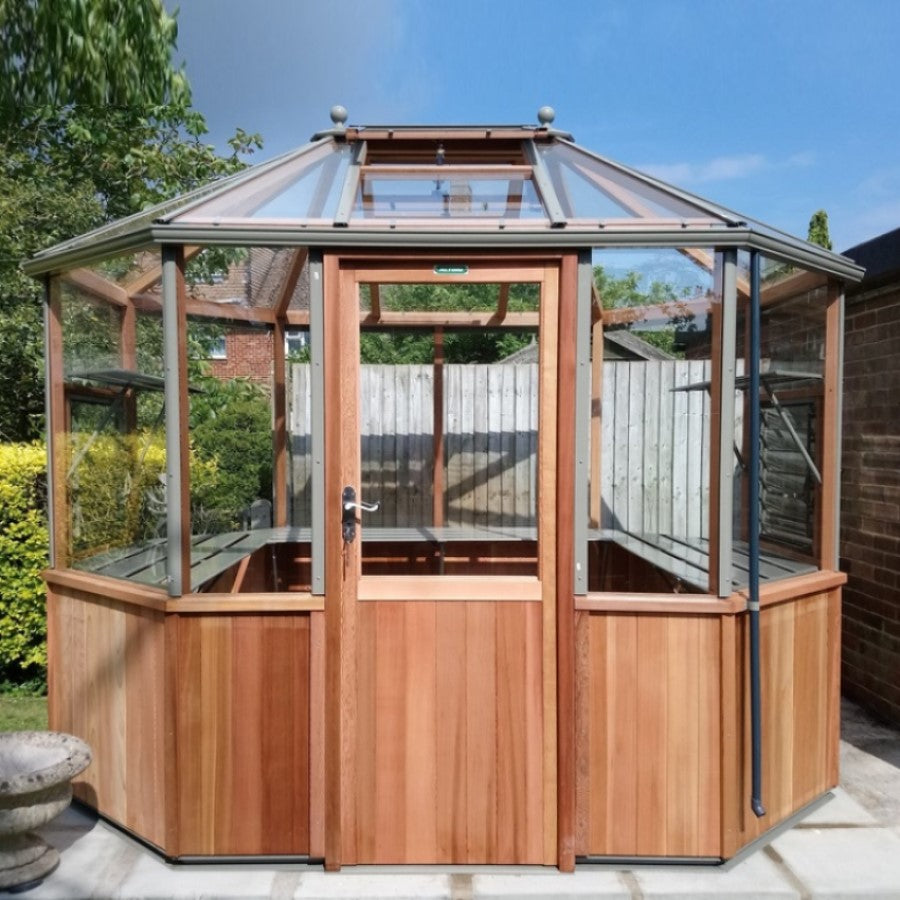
343, 499, 380, 513
341, 486, 380, 543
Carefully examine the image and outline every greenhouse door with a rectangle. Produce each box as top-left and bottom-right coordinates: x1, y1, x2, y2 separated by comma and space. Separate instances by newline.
323, 255, 564, 866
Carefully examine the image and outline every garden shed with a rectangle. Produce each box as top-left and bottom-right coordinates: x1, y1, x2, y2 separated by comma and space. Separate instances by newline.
26, 108, 863, 869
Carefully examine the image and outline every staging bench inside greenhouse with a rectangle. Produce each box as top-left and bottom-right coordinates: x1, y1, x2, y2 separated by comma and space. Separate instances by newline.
76, 526, 817, 594
30, 109, 863, 870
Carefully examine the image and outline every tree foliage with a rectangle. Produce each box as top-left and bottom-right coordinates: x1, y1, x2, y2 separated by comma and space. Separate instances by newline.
0, 0, 261, 442
807, 209, 833, 250
0, 0, 188, 110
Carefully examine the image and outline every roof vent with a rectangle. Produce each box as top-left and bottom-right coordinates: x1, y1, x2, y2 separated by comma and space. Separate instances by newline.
330, 105, 348, 130
537, 106, 555, 127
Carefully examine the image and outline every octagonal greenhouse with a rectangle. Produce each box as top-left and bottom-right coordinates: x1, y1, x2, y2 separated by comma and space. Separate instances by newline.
27, 109, 864, 868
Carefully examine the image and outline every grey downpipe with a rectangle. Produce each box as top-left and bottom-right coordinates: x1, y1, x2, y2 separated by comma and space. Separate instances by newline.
748, 250, 766, 818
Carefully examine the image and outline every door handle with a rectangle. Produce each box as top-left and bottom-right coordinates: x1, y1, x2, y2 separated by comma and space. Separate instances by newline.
341, 486, 380, 543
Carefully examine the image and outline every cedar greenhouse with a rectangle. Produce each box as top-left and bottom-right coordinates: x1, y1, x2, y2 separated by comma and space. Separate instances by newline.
26, 109, 864, 868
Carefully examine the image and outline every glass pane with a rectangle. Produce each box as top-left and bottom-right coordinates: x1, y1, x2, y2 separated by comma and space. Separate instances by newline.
587, 247, 721, 593
173, 142, 350, 221
734, 253, 828, 571
182, 246, 306, 310
354, 171, 546, 220
59, 255, 168, 581
540, 142, 728, 222
188, 316, 274, 537
355, 280, 540, 576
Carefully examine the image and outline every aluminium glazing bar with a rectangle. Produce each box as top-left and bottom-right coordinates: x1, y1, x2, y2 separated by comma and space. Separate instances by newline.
309, 251, 326, 593
333, 141, 367, 227
42, 277, 57, 568
833, 288, 845, 567
161, 246, 186, 597
748, 249, 766, 818
523, 140, 567, 227
717, 250, 738, 597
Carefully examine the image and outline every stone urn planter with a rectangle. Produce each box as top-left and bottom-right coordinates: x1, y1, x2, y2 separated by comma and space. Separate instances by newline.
0, 731, 91, 891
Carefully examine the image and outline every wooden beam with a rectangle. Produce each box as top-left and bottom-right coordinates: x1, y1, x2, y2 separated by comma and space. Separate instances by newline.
131, 292, 278, 325
369, 284, 381, 320
275, 248, 309, 318
47, 279, 69, 568
361, 310, 538, 329
273, 316, 288, 527
538, 263, 560, 865
555, 255, 578, 871
432, 329, 444, 527
496, 283, 510, 319
122, 247, 201, 296
63, 268, 128, 307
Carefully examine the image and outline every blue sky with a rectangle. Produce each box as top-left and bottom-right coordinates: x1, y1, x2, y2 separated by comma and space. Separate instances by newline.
167, 0, 900, 252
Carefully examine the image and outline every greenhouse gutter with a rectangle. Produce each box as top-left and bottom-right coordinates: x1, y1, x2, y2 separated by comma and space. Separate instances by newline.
24, 225, 865, 282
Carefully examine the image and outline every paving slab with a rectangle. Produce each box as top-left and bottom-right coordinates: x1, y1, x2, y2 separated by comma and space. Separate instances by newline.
294, 870, 450, 899
799, 788, 878, 827
471, 869, 629, 898
770, 826, 900, 898
628, 850, 799, 899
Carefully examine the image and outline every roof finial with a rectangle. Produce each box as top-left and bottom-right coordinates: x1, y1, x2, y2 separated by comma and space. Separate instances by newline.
537, 106, 555, 128
330, 105, 348, 130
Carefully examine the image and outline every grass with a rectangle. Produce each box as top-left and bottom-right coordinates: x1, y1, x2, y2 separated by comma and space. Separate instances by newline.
0, 694, 48, 731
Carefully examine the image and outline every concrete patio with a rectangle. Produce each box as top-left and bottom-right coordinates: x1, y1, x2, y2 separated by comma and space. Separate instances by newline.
11, 699, 900, 899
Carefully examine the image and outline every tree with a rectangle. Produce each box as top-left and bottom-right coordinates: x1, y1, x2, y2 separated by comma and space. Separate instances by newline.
0, 0, 189, 110
807, 209, 833, 250
0, 0, 261, 441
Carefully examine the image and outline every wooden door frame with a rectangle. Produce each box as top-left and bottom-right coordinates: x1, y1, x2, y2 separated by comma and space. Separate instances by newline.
321, 249, 577, 870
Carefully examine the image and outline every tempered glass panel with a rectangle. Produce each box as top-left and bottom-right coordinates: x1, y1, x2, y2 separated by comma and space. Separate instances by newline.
354, 281, 540, 576
734, 253, 828, 563
58, 267, 168, 577
587, 247, 721, 594
187, 316, 275, 538
182, 246, 305, 310
174, 143, 351, 221
354, 172, 546, 219
540, 142, 726, 221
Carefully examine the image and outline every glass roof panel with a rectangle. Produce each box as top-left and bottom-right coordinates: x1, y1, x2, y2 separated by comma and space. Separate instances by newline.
352, 167, 547, 221
172, 142, 351, 222
538, 141, 730, 222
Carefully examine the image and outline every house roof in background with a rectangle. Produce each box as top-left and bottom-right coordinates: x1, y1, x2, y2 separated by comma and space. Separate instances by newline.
843, 226, 900, 289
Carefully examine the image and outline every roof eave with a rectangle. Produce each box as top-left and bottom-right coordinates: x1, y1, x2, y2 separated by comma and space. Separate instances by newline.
23, 222, 864, 284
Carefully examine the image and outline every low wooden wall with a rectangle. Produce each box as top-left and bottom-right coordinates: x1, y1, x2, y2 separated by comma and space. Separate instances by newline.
46, 574, 319, 859
47, 584, 168, 849
574, 582, 841, 860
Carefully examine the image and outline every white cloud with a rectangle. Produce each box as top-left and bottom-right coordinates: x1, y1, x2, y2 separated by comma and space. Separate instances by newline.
639, 151, 813, 186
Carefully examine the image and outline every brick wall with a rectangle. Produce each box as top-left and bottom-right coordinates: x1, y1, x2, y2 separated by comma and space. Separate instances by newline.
841, 282, 900, 725
208, 328, 273, 384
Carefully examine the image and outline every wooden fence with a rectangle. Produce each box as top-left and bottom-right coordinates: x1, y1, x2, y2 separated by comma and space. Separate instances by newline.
288, 361, 714, 535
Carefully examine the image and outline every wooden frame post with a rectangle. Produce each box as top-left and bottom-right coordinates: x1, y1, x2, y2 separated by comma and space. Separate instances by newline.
432, 327, 445, 527
556, 254, 578, 871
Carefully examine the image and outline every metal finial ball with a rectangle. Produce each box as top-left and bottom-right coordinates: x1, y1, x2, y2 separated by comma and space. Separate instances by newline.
330, 105, 349, 128
537, 106, 555, 126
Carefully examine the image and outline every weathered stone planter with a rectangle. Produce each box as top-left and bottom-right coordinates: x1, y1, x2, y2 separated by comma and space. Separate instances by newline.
0, 732, 91, 890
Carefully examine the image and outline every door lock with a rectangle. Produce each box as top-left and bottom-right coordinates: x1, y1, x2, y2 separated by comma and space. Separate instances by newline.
341, 486, 380, 543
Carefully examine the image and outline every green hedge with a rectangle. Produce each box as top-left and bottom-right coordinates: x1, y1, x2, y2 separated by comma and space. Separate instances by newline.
0, 443, 49, 684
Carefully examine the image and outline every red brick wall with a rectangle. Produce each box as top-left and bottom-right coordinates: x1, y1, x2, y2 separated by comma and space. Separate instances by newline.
841, 283, 900, 725
208, 328, 273, 384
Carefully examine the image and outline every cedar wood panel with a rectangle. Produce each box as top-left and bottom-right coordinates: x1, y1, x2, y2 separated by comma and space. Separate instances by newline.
575, 587, 840, 859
